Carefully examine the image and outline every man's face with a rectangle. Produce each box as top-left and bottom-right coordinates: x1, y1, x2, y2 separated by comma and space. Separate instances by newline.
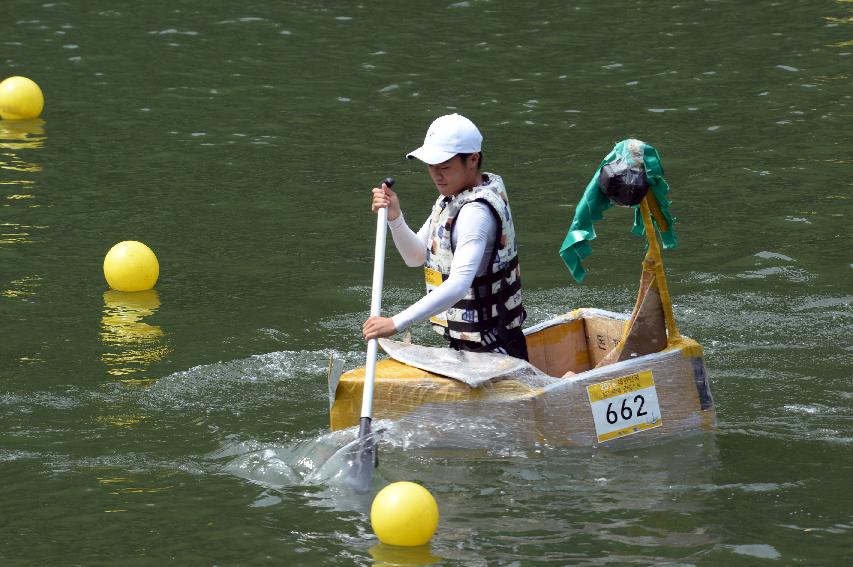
427, 154, 479, 197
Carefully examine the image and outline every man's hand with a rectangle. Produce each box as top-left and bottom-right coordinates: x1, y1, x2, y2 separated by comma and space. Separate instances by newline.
371, 181, 401, 221
363, 316, 397, 340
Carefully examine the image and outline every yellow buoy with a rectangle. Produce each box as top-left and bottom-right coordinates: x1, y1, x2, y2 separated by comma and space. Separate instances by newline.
0, 76, 44, 120
370, 481, 439, 547
103, 241, 160, 292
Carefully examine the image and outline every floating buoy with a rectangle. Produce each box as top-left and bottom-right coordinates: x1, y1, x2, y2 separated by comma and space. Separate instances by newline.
103, 241, 159, 292
370, 481, 439, 547
0, 76, 44, 120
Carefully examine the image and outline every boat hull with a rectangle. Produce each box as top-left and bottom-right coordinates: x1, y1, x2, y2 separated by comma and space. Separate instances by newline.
329, 309, 715, 447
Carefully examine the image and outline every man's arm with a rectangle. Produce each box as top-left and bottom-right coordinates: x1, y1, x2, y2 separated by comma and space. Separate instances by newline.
371, 183, 429, 266
387, 214, 428, 267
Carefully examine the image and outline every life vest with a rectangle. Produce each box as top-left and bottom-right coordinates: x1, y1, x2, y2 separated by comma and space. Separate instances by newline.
423, 173, 526, 350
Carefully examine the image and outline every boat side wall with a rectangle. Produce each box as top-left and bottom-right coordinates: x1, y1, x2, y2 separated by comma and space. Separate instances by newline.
534, 338, 716, 446
329, 359, 534, 431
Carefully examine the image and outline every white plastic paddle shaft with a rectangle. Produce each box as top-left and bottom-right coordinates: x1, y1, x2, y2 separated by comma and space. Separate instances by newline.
360, 206, 387, 419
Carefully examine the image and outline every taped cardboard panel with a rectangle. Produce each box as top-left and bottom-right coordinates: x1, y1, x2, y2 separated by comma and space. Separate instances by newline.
584, 315, 625, 366
329, 320, 715, 447
330, 358, 539, 430
536, 340, 714, 446
526, 318, 589, 376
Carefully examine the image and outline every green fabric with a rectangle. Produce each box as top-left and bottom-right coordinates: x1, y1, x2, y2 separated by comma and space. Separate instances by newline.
558, 139, 677, 283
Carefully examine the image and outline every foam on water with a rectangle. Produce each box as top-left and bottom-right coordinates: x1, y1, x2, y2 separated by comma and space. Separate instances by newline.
140, 348, 356, 414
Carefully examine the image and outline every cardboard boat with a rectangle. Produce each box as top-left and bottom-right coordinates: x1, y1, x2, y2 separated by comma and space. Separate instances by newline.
328, 196, 715, 447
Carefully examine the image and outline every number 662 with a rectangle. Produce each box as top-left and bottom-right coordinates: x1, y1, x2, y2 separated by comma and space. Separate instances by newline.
605, 395, 648, 424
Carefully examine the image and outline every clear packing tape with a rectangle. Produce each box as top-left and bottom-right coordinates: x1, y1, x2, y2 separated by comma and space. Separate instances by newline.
329, 311, 714, 449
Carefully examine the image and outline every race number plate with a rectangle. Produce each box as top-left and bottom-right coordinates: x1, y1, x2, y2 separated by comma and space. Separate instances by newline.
586, 370, 662, 442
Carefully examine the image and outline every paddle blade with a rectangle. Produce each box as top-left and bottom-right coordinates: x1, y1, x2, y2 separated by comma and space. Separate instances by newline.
342, 422, 381, 492
343, 437, 375, 492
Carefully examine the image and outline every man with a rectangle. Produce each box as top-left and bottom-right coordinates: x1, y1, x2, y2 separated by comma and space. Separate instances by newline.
362, 113, 528, 360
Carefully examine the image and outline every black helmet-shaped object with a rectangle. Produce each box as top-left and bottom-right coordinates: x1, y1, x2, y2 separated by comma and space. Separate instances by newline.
597, 159, 650, 207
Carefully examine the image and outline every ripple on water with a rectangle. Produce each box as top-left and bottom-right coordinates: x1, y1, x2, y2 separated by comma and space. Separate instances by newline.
141, 348, 354, 412
722, 543, 782, 559
162, 279, 851, 562
754, 251, 795, 261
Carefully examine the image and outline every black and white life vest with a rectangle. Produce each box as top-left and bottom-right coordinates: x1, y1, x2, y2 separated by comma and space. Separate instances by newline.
423, 173, 525, 349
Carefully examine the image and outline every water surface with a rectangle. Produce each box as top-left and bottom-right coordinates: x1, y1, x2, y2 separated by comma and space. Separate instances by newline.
1, 0, 851, 564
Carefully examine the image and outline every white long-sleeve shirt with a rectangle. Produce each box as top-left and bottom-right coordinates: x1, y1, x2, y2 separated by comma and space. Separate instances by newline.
389, 202, 497, 332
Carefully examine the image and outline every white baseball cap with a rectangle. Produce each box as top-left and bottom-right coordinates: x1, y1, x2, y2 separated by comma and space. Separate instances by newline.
406, 113, 483, 165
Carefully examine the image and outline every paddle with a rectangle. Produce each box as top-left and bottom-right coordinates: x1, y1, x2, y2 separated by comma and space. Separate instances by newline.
345, 177, 395, 492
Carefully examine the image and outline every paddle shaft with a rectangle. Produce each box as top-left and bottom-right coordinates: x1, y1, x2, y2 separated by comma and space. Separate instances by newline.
358, 178, 394, 437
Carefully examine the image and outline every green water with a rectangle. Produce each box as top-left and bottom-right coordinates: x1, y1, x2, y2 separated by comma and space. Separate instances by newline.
2, 0, 851, 564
